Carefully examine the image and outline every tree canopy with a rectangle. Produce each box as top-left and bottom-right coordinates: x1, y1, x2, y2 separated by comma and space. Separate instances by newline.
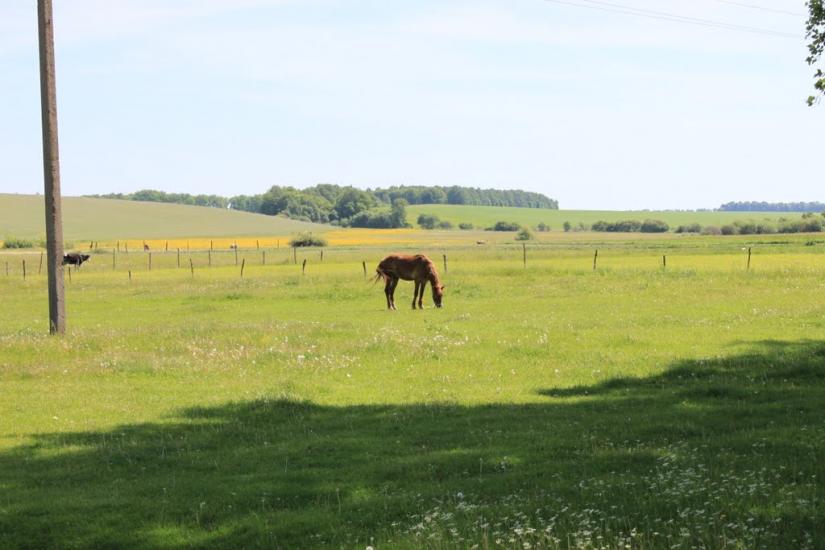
807, 0, 825, 105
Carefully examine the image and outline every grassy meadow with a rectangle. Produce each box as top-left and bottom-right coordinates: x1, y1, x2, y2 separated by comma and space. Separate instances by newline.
2, 231, 825, 548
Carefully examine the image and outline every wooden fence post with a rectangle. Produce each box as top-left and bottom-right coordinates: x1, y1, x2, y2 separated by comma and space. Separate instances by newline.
662, 254, 666, 269
39, 251, 44, 274
235, 246, 239, 266
256, 240, 260, 250
443, 254, 448, 273
22, 260, 26, 280
5, 261, 8, 276
363, 260, 367, 279
522, 243, 526, 268
747, 247, 752, 270
320, 250, 324, 262
302, 258, 307, 275
165, 241, 169, 252
593, 249, 598, 271
240, 258, 245, 278
128, 269, 131, 282
148, 252, 152, 271
262, 250, 266, 265
117, 241, 120, 252
67, 266, 71, 282
293, 247, 297, 264
190, 258, 194, 278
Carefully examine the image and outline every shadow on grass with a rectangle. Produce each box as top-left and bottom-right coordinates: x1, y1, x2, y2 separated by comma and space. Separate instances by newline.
2, 340, 825, 548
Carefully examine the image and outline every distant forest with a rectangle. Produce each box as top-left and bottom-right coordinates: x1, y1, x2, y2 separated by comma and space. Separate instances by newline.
91, 185, 558, 228
719, 201, 825, 212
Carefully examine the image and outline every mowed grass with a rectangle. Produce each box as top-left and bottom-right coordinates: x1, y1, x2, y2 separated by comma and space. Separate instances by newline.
0, 194, 324, 242
1, 242, 825, 548
406, 204, 804, 231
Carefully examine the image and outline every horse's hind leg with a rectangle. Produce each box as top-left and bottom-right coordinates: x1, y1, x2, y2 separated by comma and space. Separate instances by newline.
389, 277, 399, 310
412, 281, 421, 309
384, 276, 394, 310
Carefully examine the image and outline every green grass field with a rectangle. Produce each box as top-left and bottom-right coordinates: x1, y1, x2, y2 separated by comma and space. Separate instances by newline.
2, 237, 825, 548
0, 194, 324, 242
406, 204, 803, 231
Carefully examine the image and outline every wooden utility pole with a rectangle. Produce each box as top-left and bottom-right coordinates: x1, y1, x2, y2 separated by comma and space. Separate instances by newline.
38, 0, 65, 335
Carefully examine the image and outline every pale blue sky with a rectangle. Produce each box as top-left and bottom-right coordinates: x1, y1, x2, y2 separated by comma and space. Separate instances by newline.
0, 0, 821, 209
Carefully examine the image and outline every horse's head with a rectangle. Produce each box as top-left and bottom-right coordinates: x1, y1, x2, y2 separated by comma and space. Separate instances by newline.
433, 284, 445, 308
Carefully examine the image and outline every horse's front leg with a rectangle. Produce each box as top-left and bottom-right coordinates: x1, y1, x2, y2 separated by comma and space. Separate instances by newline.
418, 280, 426, 309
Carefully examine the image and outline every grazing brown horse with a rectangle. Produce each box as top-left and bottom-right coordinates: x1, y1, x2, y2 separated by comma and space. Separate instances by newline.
375, 254, 444, 310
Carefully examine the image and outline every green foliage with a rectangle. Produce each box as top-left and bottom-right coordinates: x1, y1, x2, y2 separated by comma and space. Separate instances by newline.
489, 221, 521, 232
2, 237, 35, 249
515, 227, 534, 241
591, 219, 643, 232
93, 189, 228, 208
417, 214, 440, 230
675, 223, 702, 234
806, 0, 825, 105
719, 200, 825, 212
563, 221, 572, 232
348, 200, 409, 229
437, 220, 453, 230
535, 222, 551, 232
288, 232, 327, 247
458, 222, 474, 230
640, 219, 670, 233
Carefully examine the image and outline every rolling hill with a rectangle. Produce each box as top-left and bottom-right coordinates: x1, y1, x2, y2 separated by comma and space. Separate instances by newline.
0, 194, 326, 242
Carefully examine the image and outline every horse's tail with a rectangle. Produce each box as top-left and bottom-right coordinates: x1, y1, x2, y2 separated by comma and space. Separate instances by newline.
372, 269, 386, 285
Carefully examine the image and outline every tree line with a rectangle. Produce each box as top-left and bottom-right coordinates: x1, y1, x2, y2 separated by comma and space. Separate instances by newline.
91, 185, 558, 229
719, 201, 825, 212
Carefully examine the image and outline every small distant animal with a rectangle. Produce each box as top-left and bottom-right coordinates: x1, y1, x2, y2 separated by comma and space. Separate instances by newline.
230, 244, 237, 250
62, 253, 90, 267
143, 243, 150, 251
375, 253, 444, 310
476, 240, 485, 245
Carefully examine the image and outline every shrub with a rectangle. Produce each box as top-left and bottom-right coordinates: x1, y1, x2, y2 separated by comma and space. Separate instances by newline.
289, 232, 327, 247
754, 222, 776, 234
437, 220, 453, 230
515, 227, 534, 241
535, 222, 551, 232
489, 221, 521, 232
2, 237, 35, 249
675, 223, 702, 234
802, 218, 823, 232
591, 220, 643, 232
701, 225, 722, 235
563, 221, 572, 232
458, 222, 474, 230
734, 221, 757, 235
720, 224, 738, 235
640, 219, 669, 233
417, 214, 439, 230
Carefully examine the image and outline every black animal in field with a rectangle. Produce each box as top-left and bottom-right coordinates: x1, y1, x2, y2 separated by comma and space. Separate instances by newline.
62, 253, 90, 267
